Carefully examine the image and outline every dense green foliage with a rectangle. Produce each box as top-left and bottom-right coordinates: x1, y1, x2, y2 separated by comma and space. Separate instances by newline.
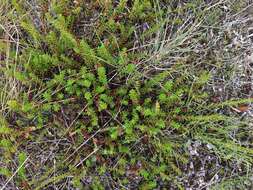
1, 0, 253, 189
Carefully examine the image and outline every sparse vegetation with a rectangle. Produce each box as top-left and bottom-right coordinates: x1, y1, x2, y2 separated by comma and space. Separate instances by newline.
1, 0, 253, 189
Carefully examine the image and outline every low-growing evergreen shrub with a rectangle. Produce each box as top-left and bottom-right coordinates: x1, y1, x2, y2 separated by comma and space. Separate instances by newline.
1, 0, 253, 189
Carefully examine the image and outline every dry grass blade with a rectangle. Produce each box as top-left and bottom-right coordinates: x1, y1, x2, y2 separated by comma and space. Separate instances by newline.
0, 156, 30, 190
